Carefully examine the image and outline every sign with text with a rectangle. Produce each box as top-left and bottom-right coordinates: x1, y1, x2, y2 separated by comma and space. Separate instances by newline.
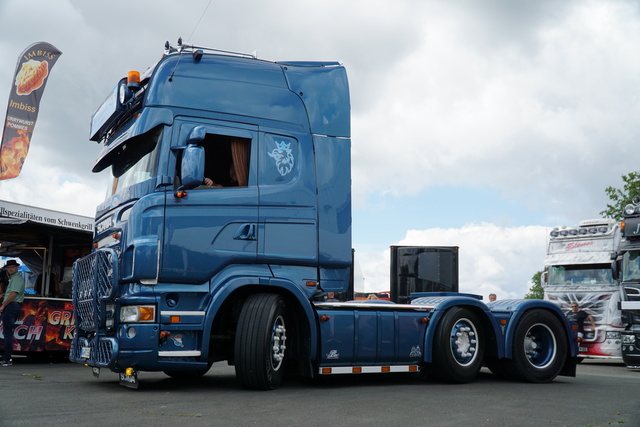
0, 42, 62, 180
0, 298, 74, 353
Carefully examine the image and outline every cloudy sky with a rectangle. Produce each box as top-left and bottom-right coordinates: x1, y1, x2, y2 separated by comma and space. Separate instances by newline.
1, 0, 639, 299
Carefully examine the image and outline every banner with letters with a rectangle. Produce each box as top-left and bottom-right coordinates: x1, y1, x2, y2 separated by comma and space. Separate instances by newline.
0, 298, 74, 354
0, 42, 62, 180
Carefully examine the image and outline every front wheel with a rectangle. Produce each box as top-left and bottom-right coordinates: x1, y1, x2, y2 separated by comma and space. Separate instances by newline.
234, 293, 289, 390
504, 309, 567, 383
431, 307, 484, 383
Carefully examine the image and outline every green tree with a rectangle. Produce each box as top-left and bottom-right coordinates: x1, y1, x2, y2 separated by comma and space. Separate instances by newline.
600, 171, 640, 220
524, 271, 543, 299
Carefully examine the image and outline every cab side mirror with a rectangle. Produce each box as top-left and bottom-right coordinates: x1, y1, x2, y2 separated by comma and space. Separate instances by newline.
180, 144, 204, 188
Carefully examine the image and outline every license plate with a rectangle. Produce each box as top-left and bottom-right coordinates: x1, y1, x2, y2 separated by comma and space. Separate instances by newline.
579, 347, 588, 352
81, 346, 91, 359
119, 372, 139, 389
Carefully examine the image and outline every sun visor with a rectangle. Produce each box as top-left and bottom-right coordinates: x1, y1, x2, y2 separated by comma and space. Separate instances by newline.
92, 107, 173, 173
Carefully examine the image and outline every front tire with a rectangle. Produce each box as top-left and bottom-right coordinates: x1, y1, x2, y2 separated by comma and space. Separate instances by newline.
431, 307, 484, 383
234, 293, 289, 390
504, 309, 567, 383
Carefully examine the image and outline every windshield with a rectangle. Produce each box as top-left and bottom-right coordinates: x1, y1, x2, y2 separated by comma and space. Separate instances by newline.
547, 265, 615, 286
105, 127, 162, 197
622, 250, 640, 282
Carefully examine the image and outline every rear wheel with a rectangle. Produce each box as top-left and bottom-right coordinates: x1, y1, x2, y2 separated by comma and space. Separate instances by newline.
505, 309, 567, 383
432, 307, 484, 383
235, 293, 288, 390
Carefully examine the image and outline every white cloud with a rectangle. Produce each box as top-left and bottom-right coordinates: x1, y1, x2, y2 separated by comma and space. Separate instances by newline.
352, 0, 640, 220
357, 223, 548, 300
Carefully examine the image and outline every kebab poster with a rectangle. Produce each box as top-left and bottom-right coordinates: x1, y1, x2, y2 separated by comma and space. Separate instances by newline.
0, 42, 62, 180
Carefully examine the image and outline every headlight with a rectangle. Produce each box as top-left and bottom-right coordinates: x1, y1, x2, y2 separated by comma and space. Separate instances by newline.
120, 305, 156, 323
606, 332, 621, 339
625, 204, 636, 216
622, 334, 636, 344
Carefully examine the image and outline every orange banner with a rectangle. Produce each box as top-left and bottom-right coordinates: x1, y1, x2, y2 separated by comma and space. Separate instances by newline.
0, 42, 62, 180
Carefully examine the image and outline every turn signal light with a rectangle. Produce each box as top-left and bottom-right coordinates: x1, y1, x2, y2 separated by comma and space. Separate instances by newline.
139, 306, 155, 322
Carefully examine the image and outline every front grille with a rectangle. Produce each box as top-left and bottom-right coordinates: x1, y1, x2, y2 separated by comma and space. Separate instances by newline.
72, 249, 118, 332
70, 336, 116, 367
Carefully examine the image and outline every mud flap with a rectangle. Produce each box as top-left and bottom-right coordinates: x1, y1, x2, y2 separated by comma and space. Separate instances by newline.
559, 356, 577, 377
119, 371, 139, 389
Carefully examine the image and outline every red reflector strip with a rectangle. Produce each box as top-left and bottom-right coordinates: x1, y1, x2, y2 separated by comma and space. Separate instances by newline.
319, 365, 419, 375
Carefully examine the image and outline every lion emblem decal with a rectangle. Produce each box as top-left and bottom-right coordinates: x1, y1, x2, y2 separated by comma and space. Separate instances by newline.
268, 141, 294, 176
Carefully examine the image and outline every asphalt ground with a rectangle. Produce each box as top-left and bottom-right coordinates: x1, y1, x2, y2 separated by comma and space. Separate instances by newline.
0, 357, 637, 427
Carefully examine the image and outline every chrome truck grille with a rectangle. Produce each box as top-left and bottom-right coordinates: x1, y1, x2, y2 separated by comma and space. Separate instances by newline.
71, 249, 118, 366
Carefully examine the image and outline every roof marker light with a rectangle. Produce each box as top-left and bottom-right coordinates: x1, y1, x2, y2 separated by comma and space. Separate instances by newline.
127, 71, 141, 91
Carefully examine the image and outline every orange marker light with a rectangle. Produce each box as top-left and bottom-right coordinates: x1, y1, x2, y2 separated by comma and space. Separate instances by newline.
170, 316, 181, 323
127, 70, 141, 84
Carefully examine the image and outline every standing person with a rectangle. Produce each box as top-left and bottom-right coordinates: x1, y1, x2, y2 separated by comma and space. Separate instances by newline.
0, 260, 25, 366
489, 293, 497, 302
566, 303, 596, 339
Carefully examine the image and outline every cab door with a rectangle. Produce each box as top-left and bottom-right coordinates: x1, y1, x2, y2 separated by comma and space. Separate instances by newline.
161, 120, 258, 284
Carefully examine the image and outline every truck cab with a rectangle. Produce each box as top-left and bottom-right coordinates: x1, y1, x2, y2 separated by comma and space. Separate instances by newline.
618, 198, 640, 368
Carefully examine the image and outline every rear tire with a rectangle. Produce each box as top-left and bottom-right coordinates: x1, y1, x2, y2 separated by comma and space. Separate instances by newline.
504, 309, 567, 383
431, 307, 484, 383
235, 293, 288, 390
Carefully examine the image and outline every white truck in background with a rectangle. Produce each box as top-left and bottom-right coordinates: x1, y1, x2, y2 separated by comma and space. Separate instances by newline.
543, 219, 623, 359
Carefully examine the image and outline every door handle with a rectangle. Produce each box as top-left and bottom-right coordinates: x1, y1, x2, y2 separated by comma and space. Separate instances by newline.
233, 223, 256, 240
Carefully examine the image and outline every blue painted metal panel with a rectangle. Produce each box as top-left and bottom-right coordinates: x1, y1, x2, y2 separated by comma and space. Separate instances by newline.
317, 306, 428, 366
146, 55, 310, 132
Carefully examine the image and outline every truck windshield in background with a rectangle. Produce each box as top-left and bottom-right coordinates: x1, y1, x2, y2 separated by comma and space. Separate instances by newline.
622, 250, 640, 282
547, 265, 615, 287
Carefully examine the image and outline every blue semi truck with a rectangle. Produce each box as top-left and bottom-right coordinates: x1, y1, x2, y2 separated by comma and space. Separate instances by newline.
70, 40, 578, 389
